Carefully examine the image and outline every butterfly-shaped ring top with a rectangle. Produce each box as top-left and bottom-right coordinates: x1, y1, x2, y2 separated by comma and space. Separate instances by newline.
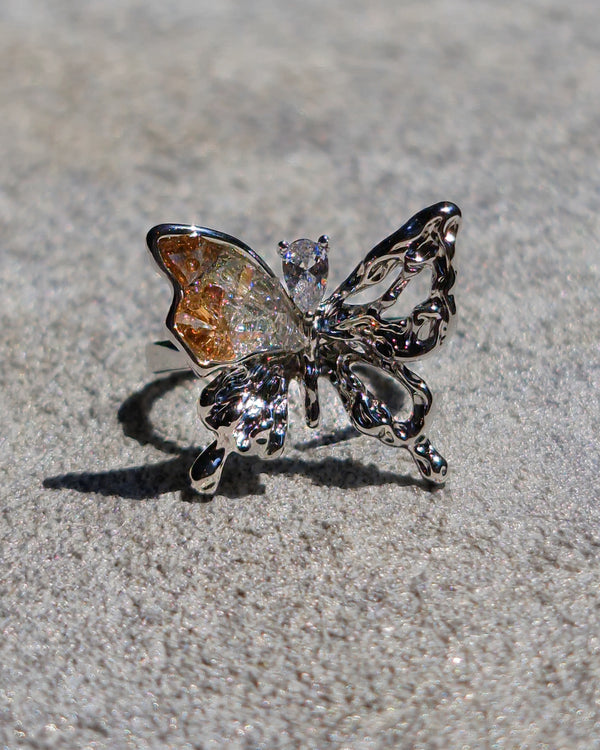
147, 201, 460, 494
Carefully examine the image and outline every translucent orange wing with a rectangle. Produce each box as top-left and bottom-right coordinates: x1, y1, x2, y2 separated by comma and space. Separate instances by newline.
147, 225, 306, 375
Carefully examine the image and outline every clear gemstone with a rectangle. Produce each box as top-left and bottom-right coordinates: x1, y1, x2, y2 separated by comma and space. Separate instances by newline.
282, 239, 328, 314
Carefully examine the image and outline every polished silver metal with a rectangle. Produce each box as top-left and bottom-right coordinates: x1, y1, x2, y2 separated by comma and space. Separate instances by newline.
146, 201, 461, 494
146, 340, 191, 374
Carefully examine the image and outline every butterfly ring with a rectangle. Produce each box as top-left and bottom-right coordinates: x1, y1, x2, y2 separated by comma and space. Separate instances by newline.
146, 202, 461, 495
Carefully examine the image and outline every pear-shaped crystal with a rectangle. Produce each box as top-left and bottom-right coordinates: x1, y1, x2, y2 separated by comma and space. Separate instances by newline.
281, 238, 328, 314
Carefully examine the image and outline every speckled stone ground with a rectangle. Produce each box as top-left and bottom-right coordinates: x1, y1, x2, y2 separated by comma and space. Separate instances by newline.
1, 1, 600, 748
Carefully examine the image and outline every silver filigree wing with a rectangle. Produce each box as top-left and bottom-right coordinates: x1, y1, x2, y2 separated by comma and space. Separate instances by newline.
316, 201, 461, 483
190, 352, 301, 493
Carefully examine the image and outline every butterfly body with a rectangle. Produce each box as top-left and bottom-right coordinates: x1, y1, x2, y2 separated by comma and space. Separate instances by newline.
147, 201, 460, 494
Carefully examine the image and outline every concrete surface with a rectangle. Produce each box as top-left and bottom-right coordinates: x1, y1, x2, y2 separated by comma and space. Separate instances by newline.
1, 1, 600, 748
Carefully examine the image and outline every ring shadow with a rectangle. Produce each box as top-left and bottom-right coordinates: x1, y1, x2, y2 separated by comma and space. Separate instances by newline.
43, 371, 432, 501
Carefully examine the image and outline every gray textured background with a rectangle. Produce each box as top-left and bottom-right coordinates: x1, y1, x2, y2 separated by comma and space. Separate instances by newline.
1, 1, 600, 748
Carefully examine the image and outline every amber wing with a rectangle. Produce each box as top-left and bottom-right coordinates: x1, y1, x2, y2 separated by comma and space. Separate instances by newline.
147, 225, 306, 374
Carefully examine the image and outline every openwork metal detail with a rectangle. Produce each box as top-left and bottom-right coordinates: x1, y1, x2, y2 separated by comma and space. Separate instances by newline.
147, 201, 461, 494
